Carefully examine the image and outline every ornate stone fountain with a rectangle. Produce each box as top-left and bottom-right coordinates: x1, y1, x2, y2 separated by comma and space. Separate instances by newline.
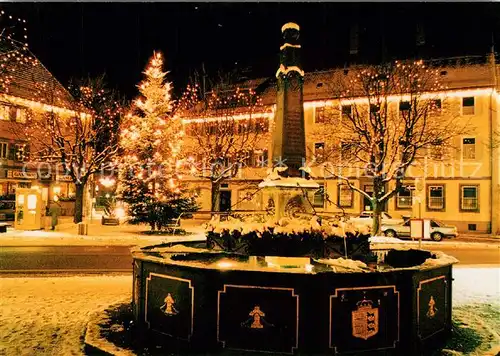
131, 23, 456, 355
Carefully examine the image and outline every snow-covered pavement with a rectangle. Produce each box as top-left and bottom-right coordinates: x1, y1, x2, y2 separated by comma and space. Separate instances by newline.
0, 268, 498, 356
453, 267, 500, 306
0, 275, 131, 356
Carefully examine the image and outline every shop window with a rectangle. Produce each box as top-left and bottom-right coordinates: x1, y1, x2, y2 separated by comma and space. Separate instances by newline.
427, 185, 445, 210
460, 185, 479, 212
462, 97, 475, 115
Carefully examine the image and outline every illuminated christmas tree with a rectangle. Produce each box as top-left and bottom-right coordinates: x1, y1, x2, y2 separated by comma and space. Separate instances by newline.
118, 51, 197, 230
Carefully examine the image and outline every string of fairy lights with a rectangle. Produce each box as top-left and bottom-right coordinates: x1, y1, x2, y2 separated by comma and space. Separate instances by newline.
0, 10, 35, 95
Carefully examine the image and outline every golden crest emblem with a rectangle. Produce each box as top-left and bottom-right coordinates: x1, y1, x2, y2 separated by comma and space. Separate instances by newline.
160, 293, 178, 316
249, 305, 266, 329
241, 305, 274, 329
352, 299, 379, 340
427, 296, 438, 318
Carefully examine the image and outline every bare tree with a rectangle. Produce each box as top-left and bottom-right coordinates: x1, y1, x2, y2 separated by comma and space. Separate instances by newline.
311, 60, 469, 234
20, 76, 123, 223
179, 73, 271, 212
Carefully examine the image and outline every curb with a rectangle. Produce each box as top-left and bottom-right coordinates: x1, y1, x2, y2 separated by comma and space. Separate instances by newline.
372, 242, 500, 250
83, 300, 136, 356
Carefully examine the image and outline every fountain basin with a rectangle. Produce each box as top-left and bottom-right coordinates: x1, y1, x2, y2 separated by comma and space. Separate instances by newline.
131, 245, 455, 355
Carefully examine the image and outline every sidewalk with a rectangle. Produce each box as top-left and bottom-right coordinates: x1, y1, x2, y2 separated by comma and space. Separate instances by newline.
0, 219, 207, 247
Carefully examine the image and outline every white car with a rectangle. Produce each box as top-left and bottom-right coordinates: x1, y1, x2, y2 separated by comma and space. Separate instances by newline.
381, 219, 458, 241
349, 211, 404, 227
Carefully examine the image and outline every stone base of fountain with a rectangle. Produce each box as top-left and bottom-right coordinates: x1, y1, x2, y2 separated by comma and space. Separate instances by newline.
131, 246, 455, 355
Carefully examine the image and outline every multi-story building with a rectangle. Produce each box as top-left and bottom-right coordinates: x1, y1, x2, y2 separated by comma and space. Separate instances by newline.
0, 37, 77, 218
181, 31, 499, 235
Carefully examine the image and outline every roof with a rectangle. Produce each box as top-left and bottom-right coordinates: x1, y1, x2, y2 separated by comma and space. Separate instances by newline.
224, 54, 499, 107
0, 37, 74, 109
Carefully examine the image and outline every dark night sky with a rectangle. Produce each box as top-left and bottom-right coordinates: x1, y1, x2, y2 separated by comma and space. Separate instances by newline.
1, 3, 500, 99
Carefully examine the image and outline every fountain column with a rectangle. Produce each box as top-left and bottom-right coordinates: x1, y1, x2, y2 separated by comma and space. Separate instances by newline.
272, 22, 306, 177
260, 22, 318, 220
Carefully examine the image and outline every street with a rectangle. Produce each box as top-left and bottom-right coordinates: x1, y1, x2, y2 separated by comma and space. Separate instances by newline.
0, 244, 498, 273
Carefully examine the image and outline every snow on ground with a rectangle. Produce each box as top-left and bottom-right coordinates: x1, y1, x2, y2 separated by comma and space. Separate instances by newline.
0, 268, 498, 356
453, 267, 500, 306
0, 275, 131, 356
0, 223, 206, 247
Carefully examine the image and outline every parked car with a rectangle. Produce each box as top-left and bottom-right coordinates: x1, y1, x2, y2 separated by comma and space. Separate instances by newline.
0, 200, 15, 221
349, 211, 405, 226
381, 219, 458, 241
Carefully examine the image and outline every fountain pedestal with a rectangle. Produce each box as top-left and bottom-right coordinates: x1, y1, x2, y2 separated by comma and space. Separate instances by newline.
259, 174, 319, 220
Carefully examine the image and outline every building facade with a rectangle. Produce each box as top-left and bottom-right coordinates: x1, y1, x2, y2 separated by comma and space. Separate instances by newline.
0, 38, 77, 219
182, 52, 500, 234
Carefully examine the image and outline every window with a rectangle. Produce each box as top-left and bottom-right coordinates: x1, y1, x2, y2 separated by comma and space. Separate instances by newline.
237, 122, 248, 134
314, 142, 325, 163
339, 141, 354, 161
399, 101, 411, 115
429, 140, 444, 160
313, 184, 325, 207
0, 105, 9, 120
0, 143, 7, 159
430, 99, 442, 113
430, 220, 441, 228
462, 97, 475, 115
341, 104, 352, 119
8, 106, 16, 121
396, 185, 413, 209
255, 119, 269, 133
14, 144, 28, 162
315, 107, 325, 124
462, 138, 476, 160
255, 149, 268, 167
207, 124, 216, 135
468, 224, 477, 231
338, 184, 353, 207
427, 185, 445, 210
460, 185, 479, 212
16, 108, 26, 123
369, 104, 380, 120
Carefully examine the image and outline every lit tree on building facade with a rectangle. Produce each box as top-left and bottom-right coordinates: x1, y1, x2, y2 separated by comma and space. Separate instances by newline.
21, 76, 123, 223
312, 60, 468, 234
179, 73, 271, 213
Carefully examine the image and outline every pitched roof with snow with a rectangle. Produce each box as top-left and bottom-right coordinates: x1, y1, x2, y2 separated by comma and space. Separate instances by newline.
0, 37, 74, 109
218, 55, 499, 108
